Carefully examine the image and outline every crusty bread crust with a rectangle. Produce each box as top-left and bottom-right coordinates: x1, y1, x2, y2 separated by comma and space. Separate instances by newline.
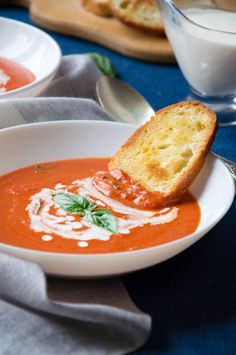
110, 0, 165, 35
109, 101, 217, 206
81, 0, 112, 17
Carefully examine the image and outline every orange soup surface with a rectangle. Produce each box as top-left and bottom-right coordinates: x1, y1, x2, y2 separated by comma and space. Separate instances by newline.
0, 158, 200, 254
0, 57, 35, 93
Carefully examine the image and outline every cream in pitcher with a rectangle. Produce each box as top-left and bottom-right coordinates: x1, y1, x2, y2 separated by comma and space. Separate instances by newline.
159, 3, 236, 97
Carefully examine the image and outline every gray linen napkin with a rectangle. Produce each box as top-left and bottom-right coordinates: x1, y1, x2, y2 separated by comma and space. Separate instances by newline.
0, 55, 151, 354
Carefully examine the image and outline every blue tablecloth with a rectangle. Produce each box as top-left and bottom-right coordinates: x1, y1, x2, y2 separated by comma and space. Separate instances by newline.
0, 6, 235, 355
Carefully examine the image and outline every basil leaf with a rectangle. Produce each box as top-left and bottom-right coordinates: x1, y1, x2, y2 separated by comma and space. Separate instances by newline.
53, 193, 91, 214
87, 53, 116, 77
84, 209, 118, 234
53, 193, 118, 234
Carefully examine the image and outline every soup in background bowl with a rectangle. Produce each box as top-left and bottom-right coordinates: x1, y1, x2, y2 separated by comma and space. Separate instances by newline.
0, 121, 234, 277
0, 57, 36, 94
0, 17, 61, 99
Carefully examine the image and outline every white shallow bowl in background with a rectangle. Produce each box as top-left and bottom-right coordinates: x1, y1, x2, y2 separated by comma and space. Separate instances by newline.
0, 17, 61, 98
0, 121, 234, 278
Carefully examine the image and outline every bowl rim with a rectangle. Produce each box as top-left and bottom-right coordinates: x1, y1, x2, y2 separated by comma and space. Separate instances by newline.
0, 120, 234, 258
0, 16, 62, 98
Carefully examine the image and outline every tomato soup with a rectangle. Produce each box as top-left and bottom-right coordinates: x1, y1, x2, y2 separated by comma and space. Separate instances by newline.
0, 158, 200, 254
0, 57, 35, 93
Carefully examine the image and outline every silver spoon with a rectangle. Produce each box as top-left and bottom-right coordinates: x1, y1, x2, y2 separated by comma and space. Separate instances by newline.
96, 76, 154, 125
96, 76, 236, 183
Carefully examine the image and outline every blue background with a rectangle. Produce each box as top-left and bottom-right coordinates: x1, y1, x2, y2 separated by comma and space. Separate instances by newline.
0, 6, 235, 355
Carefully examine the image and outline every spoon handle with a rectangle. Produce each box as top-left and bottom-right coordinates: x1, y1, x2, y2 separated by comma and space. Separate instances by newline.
212, 152, 236, 183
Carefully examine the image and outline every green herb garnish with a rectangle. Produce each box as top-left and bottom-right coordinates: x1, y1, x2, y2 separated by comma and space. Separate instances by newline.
53, 193, 117, 234
87, 53, 116, 77
83, 209, 117, 234
35, 164, 55, 172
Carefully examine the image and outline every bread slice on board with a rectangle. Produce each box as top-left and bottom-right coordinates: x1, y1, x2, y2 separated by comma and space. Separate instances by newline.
109, 101, 217, 206
110, 0, 164, 35
81, 0, 112, 17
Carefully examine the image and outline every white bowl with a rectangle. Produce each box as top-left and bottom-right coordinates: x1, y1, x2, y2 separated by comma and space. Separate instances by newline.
0, 121, 234, 278
0, 17, 61, 98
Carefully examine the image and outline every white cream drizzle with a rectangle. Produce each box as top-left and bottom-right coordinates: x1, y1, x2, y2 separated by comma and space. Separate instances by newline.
78, 241, 88, 248
56, 209, 67, 216
26, 177, 178, 247
0, 69, 10, 92
42, 235, 53, 241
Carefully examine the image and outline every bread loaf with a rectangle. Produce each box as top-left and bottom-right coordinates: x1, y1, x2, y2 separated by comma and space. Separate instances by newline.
81, 0, 112, 17
109, 101, 217, 206
110, 0, 164, 35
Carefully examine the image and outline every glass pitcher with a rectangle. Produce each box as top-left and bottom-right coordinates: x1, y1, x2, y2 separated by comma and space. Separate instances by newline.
157, 0, 236, 126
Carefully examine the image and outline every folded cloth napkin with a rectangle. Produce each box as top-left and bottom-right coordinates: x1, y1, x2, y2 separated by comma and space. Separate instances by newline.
0, 55, 151, 355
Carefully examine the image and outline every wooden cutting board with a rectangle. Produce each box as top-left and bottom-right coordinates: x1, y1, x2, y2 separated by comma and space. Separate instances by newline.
1, 0, 174, 63
2, 1, 236, 63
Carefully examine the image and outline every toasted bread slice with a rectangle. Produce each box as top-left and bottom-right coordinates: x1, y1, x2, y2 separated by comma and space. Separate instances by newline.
109, 101, 217, 206
110, 0, 164, 35
81, 0, 112, 17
